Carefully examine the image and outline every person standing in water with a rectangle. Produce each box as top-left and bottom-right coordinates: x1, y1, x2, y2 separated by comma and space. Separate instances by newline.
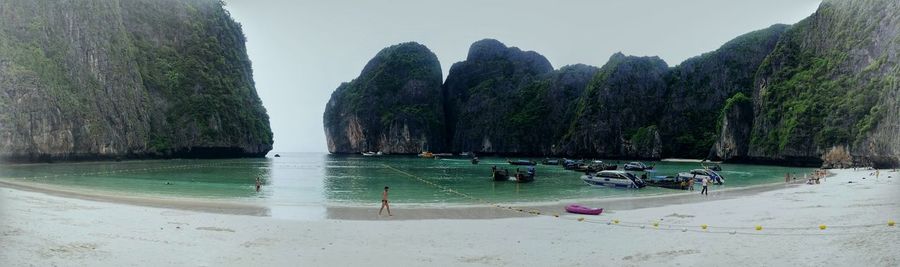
255, 177, 261, 192
700, 176, 709, 196
379, 186, 392, 216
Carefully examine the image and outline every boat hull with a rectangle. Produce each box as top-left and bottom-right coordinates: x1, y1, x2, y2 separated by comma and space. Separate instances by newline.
565, 204, 603, 215
492, 171, 510, 181
515, 173, 535, 183
580, 176, 642, 189
678, 171, 725, 184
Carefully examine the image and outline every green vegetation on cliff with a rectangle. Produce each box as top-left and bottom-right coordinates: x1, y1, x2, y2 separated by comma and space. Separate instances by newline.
661, 24, 789, 159
323, 42, 445, 153
324, 0, 898, 166
0, 0, 272, 161
750, 0, 898, 165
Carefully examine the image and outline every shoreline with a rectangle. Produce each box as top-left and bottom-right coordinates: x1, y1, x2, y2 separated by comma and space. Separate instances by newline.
0, 170, 831, 220
0, 179, 269, 216
2, 168, 896, 266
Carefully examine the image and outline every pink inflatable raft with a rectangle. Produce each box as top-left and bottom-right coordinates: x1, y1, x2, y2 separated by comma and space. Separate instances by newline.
565, 204, 603, 215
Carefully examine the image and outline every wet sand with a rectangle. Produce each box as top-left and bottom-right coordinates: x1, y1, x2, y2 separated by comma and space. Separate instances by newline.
1, 169, 896, 267
0, 179, 269, 216
1, 174, 816, 221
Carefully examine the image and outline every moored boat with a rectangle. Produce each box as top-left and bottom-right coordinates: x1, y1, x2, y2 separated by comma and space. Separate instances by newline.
702, 163, 723, 171
580, 170, 646, 189
541, 158, 560, 165
513, 166, 536, 183
644, 173, 692, 190
565, 204, 603, 215
677, 169, 725, 184
491, 166, 510, 181
623, 161, 652, 171
563, 159, 583, 170
362, 151, 377, 156
508, 159, 537, 166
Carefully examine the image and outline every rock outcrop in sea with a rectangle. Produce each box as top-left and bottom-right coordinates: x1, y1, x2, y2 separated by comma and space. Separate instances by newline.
0, 0, 273, 162
324, 42, 446, 154
323, 0, 899, 167
442, 39, 554, 154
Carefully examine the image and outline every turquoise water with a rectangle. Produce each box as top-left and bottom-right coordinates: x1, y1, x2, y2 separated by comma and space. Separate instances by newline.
0, 153, 813, 205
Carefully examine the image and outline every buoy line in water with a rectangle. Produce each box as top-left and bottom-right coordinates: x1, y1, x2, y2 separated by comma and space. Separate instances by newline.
3, 160, 244, 181
381, 163, 898, 236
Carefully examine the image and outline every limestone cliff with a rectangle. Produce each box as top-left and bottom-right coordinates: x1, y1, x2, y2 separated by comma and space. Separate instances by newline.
712, 93, 753, 161
560, 53, 669, 158
442, 39, 554, 154
661, 24, 788, 158
747, 0, 899, 167
323, 42, 445, 154
323, 0, 899, 167
0, 0, 273, 162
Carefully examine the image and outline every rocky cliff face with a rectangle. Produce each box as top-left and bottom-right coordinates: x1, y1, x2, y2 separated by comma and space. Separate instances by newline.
0, 0, 272, 162
560, 53, 669, 158
324, 0, 899, 167
661, 25, 788, 158
442, 39, 554, 154
745, 0, 899, 167
323, 42, 445, 154
712, 93, 753, 161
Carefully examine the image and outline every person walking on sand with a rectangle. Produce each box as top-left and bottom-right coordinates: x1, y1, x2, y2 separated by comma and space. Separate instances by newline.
688, 177, 695, 191
701, 176, 710, 196
379, 186, 392, 216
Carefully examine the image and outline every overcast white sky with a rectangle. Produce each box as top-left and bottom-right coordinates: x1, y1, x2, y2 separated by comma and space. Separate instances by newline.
224, 0, 821, 153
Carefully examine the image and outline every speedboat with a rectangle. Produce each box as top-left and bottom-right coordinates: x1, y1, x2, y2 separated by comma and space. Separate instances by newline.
419, 151, 434, 158
702, 163, 722, 171
563, 159, 583, 170
591, 160, 618, 171
361, 151, 377, 156
624, 162, 651, 171
580, 170, 646, 189
677, 169, 725, 184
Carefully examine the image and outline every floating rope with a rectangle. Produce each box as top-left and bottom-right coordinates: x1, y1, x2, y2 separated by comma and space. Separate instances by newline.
381, 163, 898, 236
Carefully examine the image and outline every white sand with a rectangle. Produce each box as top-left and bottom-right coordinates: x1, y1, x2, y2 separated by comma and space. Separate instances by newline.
1, 169, 898, 266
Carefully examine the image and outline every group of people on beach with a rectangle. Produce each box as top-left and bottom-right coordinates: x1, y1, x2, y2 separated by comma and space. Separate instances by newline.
683, 174, 709, 195
783, 169, 828, 185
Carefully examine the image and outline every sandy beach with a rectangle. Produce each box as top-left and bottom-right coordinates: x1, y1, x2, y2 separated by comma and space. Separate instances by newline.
1, 168, 898, 266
